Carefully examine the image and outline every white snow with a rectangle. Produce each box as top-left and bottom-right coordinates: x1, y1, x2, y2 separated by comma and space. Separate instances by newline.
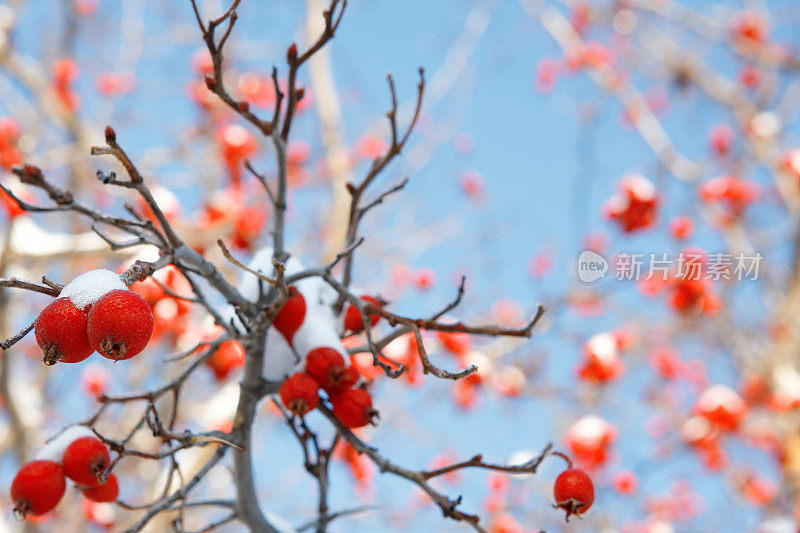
239, 247, 345, 383
263, 327, 301, 381
190, 382, 240, 430
35, 425, 95, 462
239, 248, 304, 303
60, 269, 126, 309
622, 174, 656, 201
696, 384, 744, 411
586, 333, 618, 364
9, 217, 108, 257
759, 516, 797, 533
292, 308, 345, 361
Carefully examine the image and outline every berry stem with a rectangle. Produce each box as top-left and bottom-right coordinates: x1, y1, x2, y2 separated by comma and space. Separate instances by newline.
551, 451, 573, 468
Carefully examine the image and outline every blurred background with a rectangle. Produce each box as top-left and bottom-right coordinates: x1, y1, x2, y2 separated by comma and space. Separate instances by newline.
1, 0, 800, 531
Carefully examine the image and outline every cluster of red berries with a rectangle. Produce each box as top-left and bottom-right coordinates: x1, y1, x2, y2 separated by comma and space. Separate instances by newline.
35, 269, 154, 365
602, 174, 659, 233
271, 286, 382, 427
280, 346, 378, 428
699, 174, 758, 223
11, 428, 118, 518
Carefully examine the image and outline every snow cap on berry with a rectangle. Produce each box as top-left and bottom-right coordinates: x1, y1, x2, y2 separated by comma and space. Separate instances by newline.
60, 269, 126, 309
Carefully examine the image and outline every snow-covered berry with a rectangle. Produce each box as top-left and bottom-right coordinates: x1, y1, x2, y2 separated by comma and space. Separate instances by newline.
273, 288, 306, 345
35, 298, 93, 365
343, 296, 381, 332
87, 289, 154, 360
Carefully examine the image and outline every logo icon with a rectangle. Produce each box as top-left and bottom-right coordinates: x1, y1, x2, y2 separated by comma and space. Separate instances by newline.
577, 250, 608, 283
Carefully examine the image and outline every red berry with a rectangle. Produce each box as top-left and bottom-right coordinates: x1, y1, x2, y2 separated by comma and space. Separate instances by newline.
324, 366, 359, 396
343, 296, 381, 332
305, 347, 346, 389
11, 460, 66, 518
62, 437, 110, 487
331, 388, 377, 429
437, 331, 471, 356
612, 470, 638, 495
205, 340, 245, 381
273, 288, 306, 345
553, 468, 594, 520
35, 298, 93, 365
279, 373, 320, 416
81, 473, 119, 502
87, 289, 154, 360
669, 216, 694, 240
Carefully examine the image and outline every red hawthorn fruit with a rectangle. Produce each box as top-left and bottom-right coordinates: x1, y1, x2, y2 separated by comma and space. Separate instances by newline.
87, 290, 154, 360
699, 175, 758, 218
343, 296, 381, 332
305, 347, 348, 390
331, 388, 377, 429
739, 64, 761, 89
436, 331, 471, 356
414, 268, 436, 290
81, 365, 109, 399
206, 340, 245, 381
62, 437, 110, 487
730, 11, 767, 44
355, 134, 388, 160
216, 124, 257, 187
695, 384, 747, 431
565, 415, 616, 468
603, 174, 659, 233
324, 366, 359, 396
669, 216, 694, 241
0, 186, 25, 218
35, 297, 94, 365
536, 57, 560, 93
650, 345, 682, 380
81, 474, 119, 503
233, 205, 267, 249
11, 460, 66, 518
236, 72, 276, 108
279, 372, 320, 416
273, 288, 306, 345
708, 124, 734, 156
613, 470, 638, 495
488, 513, 523, 533
577, 332, 624, 384
553, 468, 594, 520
